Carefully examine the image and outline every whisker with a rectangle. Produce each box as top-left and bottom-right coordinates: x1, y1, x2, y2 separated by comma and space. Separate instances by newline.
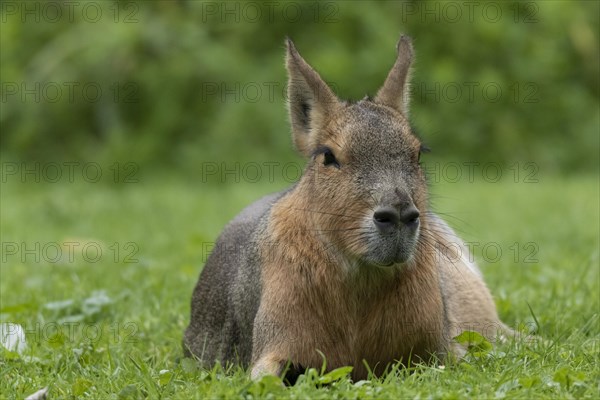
278, 205, 360, 220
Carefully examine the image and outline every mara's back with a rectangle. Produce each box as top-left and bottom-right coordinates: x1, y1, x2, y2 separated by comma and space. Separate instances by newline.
183, 191, 286, 366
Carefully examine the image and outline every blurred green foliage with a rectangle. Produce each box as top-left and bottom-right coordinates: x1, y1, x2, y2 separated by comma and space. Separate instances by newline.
1, 0, 598, 172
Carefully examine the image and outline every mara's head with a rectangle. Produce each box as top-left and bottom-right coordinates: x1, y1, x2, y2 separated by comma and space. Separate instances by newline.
286, 36, 429, 269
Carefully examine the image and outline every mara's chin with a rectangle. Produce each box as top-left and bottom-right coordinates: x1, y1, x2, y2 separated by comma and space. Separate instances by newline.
362, 242, 418, 269
363, 251, 414, 269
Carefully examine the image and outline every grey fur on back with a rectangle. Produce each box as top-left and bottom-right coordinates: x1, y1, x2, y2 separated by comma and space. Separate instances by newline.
183, 190, 287, 366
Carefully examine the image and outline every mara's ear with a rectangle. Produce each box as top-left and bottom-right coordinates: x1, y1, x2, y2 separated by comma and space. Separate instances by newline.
286, 38, 340, 157
374, 35, 414, 115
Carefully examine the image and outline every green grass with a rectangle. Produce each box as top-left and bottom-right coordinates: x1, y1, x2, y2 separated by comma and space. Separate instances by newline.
1, 170, 598, 399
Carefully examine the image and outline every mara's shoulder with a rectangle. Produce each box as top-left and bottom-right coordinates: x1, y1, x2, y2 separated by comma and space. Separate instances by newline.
232, 189, 290, 225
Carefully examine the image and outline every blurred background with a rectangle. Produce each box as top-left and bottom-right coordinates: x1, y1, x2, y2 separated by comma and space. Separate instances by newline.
2, 0, 598, 175
1, 3, 599, 397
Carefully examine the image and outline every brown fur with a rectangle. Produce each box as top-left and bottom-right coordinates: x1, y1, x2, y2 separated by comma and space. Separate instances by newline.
254, 195, 448, 379
184, 36, 510, 382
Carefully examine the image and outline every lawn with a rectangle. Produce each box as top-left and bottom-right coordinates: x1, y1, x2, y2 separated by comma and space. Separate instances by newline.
1, 169, 598, 399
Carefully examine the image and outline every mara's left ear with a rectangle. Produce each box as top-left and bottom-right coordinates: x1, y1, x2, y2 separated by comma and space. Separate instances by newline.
374, 35, 414, 115
286, 38, 340, 158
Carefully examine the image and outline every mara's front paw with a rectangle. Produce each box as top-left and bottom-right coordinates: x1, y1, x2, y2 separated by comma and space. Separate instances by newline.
250, 353, 284, 381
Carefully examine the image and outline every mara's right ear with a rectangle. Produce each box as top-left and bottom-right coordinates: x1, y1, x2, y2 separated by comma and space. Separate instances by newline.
286, 38, 340, 157
374, 35, 414, 115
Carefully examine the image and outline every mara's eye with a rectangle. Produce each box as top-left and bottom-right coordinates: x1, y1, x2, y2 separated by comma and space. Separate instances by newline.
323, 149, 340, 168
418, 144, 430, 163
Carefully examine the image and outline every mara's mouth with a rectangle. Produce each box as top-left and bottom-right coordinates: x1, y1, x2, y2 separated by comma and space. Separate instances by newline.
363, 250, 412, 268
362, 231, 419, 268
374, 261, 396, 268
375, 255, 410, 268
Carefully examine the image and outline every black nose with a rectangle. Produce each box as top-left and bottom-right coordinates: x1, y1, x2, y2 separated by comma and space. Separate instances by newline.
373, 208, 400, 232
373, 206, 420, 233
399, 206, 420, 225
